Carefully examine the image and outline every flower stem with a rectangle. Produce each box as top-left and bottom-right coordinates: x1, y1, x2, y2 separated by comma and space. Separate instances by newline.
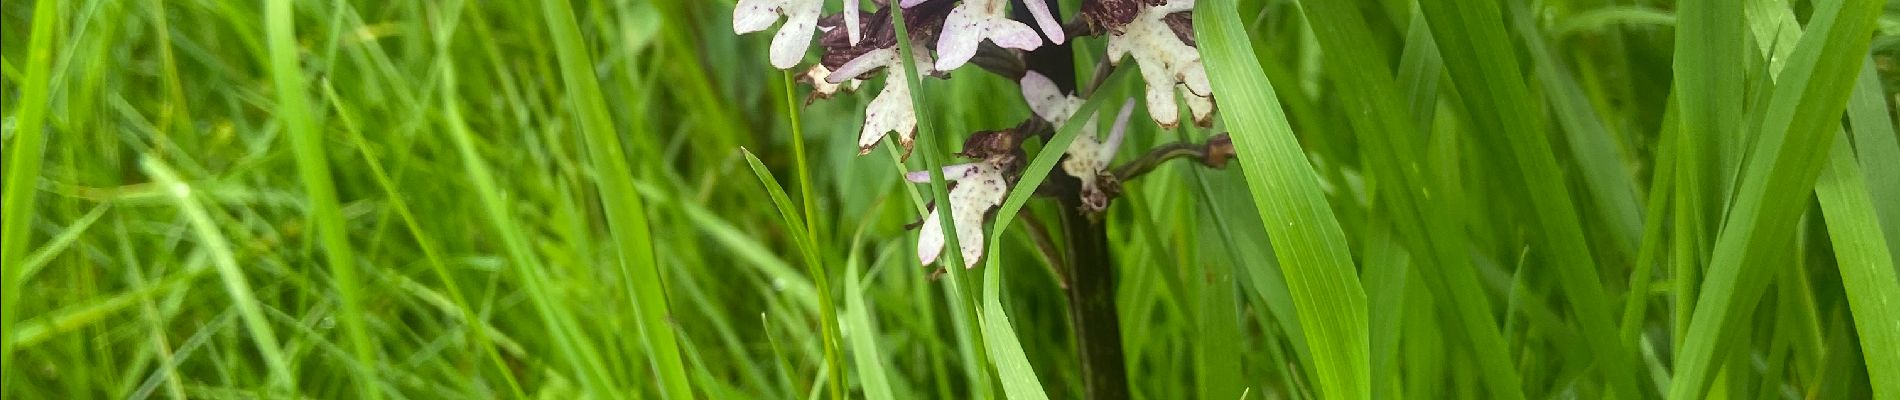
1057, 200, 1129, 400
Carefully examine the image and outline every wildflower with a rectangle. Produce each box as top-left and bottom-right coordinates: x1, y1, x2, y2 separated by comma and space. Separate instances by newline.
909, 131, 1022, 268
1093, 0, 1213, 128
831, 47, 938, 158
929, 0, 1045, 71
815, 5, 952, 158
733, 0, 824, 69
1022, 72, 1137, 212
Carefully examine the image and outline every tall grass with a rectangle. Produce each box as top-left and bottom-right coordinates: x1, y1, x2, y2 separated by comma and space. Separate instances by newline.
2, 0, 1897, 399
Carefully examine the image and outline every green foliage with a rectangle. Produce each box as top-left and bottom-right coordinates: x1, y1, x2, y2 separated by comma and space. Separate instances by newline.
2, 0, 1897, 398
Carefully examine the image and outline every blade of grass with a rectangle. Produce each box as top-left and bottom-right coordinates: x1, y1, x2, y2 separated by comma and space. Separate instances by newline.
778, 68, 848, 400
536, 0, 694, 396
1415, 0, 1644, 397
844, 247, 894, 400
739, 148, 844, 400
1198, 1, 1367, 399
1287, 1, 1523, 397
264, 1, 381, 396
141, 157, 296, 393
1844, 56, 1900, 270
323, 80, 525, 397
888, 3, 992, 396
438, 46, 616, 397
0, 0, 62, 381
1668, 0, 1886, 396
1812, 132, 1900, 399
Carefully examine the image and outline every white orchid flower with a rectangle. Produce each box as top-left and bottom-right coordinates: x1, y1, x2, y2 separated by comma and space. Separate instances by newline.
1102, 0, 1214, 128
829, 47, 938, 158
908, 161, 1010, 268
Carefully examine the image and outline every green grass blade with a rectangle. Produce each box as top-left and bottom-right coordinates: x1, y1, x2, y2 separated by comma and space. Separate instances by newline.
844, 253, 895, 400
1844, 56, 1900, 270
0, 0, 62, 380
739, 148, 846, 399
888, 4, 991, 395
439, 54, 615, 397
1668, 0, 1887, 396
1416, 0, 1645, 396
1198, 1, 1367, 399
141, 158, 297, 393
1813, 132, 1900, 399
1288, 1, 1522, 397
264, 1, 381, 397
536, 0, 694, 396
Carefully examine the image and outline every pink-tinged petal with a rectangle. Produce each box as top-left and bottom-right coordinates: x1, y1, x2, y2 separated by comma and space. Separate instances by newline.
830, 48, 896, 83
1024, 0, 1065, 44
842, 0, 861, 44
1100, 98, 1137, 160
766, 0, 822, 69
987, 19, 1043, 51
1019, 71, 1068, 123
933, 5, 984, 71
906, 163, 982, 183
733, 0, 779, 34
899, 0, 931, 7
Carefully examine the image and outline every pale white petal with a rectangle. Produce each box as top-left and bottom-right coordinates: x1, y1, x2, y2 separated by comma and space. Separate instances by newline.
899, 0, 930, 7
934, 5, 984, 71
935, 0, 1042, 71
843, 0, 861, 45
1019, 71, 1070, 124
859, 74, 917, 154
1100, 98, 1137, 160
917, 208, 948, 265
1143, 78, 1181, 128
1104, 3, 1210, 126
987, 19, 1043, 50
831, 48, 898, 83
906, 163, 982, 183
1185, 86, 1216, 127
916, 163, 1010, 268
767, 0, 822, 69
1024, 0, 1065, 44
733, 0, 780, 34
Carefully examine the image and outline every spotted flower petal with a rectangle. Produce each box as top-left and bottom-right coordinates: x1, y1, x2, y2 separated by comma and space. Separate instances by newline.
833, 47, 937, 158
934, 0, 1043, 71
1020, 71, 1083, 127
915, 161, 1011, 269
1103, 0, 1213, 128
1059, 99, 1137, 212
734, 0, 825, 69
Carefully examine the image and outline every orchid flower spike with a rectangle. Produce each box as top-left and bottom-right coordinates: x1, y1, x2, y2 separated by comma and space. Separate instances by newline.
911, 160, 1011, 269
933, 0, 1044, 71
1020, 71, 1138, 213
1097, 0, 1214, 128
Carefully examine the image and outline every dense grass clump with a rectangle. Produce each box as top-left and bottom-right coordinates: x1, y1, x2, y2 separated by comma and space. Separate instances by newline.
2, 0, 1897, 399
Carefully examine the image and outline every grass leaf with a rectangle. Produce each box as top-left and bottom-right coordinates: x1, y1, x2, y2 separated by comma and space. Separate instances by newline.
1198, 1, 1368, 399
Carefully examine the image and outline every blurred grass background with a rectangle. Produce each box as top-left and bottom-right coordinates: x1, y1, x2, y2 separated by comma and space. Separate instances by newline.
1, 0, 1898, 398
